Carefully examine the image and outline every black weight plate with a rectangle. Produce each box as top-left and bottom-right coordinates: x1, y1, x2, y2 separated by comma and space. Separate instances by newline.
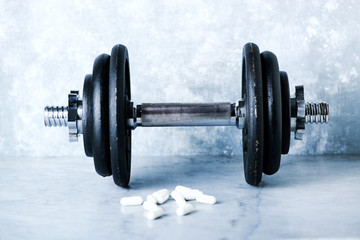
261, 51, 282, 175
280, 71, 291, 154
92, 54, 112, 177
109, 44, 132, 187
242, 43, 264, 186
82, 74, 93, 157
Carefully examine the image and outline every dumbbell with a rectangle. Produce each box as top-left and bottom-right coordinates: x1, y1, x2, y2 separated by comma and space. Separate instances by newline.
44, 43, 329, 187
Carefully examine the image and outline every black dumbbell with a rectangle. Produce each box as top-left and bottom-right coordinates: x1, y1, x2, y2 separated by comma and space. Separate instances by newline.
44, 43, 329, 187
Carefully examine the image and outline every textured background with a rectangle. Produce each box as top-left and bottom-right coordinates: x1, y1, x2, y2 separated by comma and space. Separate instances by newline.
0, 0, 359, 157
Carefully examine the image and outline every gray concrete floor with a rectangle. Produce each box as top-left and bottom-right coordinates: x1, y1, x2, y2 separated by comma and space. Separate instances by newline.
0, 154, 359, 239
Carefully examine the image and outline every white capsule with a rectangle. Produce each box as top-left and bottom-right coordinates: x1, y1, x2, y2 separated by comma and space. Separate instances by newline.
146, 207, 164, 220
176, 203, 193, 216
152, 189, 170, 204
196, 193, 216, 205
152, 189, 169, 197
157, 189, 169, 195
171, 190, 184, 200
176, 198, 187, 207
175, 185, 199, 200
120, 196, 143, 206
154, 193, 169, 204
147, 194, 157, 204
171, 190, 186, 207
194, 190, 203, 197
143, 201, 159, 211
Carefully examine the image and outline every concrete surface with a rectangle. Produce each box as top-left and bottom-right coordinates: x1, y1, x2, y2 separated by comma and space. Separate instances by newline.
1, 154, 359, 239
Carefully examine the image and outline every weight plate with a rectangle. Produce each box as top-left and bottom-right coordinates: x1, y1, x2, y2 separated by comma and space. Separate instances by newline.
109, 44, 132, 187
280, 71, 291, 154
242, 43, 264, 186
92, 54, 112, 177
82, 74, 93, 157
261, 51, 282, 175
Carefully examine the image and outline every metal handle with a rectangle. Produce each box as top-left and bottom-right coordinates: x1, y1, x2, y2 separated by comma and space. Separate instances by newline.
44, 86, 329, 142
137, 103, 237, 127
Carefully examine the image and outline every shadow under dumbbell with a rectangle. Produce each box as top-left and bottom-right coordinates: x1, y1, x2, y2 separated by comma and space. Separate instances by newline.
129, 154, 360, 190
129, 155, 242, 190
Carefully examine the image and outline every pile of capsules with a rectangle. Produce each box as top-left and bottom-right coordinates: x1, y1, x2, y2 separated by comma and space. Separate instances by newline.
120, 185, 216, 220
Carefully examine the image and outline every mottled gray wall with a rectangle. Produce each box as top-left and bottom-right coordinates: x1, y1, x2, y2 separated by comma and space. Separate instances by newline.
0, 0, 359, 157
